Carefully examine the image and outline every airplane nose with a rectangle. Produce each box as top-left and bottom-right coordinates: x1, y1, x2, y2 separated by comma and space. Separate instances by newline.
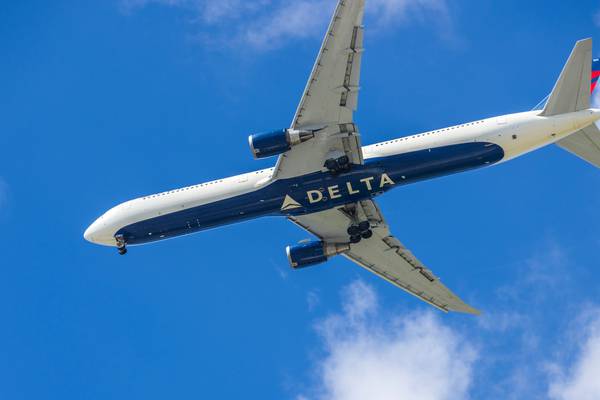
83, 213, 122, 247
84, 222, 98, 243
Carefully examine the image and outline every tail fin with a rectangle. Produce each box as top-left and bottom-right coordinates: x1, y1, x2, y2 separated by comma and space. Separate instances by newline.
554, 41, 600, 168
542, 38, 593, 116
592, 58, 600, 94
592, 58, 600, 109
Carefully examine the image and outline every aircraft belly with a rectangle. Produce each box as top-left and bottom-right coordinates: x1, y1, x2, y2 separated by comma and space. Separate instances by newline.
118, 142, 504, 245
117, 185, 285, 245
379, 141, 505, 183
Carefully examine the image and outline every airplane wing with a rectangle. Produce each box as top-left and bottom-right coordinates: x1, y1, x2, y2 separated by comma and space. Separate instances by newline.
274, 0, 365, 179
289, 200, 480, 315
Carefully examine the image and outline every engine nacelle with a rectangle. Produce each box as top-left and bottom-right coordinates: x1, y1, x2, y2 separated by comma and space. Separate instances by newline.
248, 129, 315, 159
286, 241, 350, 269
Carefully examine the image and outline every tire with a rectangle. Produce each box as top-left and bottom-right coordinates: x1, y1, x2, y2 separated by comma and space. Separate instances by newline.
358, 221, 370, 232
347, 225, 361, 236
361, 230, 373, 239
350, 235, 362, 244
337, 155, 349, 166
325, 159, 339, 171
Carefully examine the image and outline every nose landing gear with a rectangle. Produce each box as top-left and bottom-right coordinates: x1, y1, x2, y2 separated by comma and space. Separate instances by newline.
115, 234, 128, 255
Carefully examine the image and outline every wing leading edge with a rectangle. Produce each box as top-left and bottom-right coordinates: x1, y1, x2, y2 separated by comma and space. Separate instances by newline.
290, 201, 480, 315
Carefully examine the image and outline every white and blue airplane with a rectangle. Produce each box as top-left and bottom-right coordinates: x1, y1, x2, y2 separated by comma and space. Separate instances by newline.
85, 0, 600, 314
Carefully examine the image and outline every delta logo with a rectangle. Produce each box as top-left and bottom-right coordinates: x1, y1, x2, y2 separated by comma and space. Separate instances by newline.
280, 173, 395, 211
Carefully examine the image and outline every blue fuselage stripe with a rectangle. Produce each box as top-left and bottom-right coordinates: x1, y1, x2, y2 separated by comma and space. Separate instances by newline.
118, 142, 504, 244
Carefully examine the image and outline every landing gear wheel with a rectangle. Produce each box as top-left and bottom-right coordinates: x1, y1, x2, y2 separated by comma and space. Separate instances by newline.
115, 234, 127, 256
358, 221, 371, 232
361, 230, 373, 239
337, 155, 349, 167
325, 158, 339, 172
324, 155, 351, 174
347, 225, 361, 236
350, 235, 362, 244
336, 156, 350, 172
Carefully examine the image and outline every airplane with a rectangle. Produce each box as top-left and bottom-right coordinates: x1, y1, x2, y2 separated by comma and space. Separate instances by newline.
84, 0, 600, 315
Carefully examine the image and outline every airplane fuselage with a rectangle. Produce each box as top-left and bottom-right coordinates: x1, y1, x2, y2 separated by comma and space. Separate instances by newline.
84, 109, 600, 247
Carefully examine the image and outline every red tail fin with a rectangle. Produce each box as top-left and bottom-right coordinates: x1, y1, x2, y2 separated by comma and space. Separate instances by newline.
592, 58, 600, 93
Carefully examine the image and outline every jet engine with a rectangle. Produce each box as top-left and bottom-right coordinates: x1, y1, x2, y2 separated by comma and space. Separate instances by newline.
248, 129, 315, 159
286, 241, 350, 269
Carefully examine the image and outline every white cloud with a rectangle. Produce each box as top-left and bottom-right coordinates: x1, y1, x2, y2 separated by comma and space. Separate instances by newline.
368, 0, 451, 26
477, 310, 527, 333
300, 280, 477, 400
290, 240, 600, 400
493, 239, 572, 306
548, 308, 600, 400
120, 0, 455, 51
120, 0, 186, 13
241, 1, 333, 50
307, 290, 321, 311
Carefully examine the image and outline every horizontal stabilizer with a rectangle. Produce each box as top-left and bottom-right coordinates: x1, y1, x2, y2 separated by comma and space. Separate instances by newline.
557, 123, 600, 168
542, 39, 593, 116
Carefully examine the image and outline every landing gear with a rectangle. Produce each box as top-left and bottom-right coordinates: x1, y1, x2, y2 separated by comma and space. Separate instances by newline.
347, 221, 373, 244
115, 234, 127, 256
324, 155, 351, 174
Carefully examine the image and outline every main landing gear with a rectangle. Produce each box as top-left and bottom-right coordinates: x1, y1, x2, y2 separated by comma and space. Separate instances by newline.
324, 155, 351, 174
347, 221, 373, 244
115, 234, 127, 255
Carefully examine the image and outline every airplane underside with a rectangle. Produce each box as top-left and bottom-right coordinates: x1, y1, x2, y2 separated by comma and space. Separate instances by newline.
118, 142, 504, 245
85, 0, 600, 314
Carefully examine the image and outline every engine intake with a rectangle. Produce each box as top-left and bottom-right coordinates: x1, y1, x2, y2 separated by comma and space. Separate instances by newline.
249, 129, 315, 159
286, 241, 350, 269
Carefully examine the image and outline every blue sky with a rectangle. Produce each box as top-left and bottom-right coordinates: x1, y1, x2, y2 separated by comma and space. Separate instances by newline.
2, 1, 600, 399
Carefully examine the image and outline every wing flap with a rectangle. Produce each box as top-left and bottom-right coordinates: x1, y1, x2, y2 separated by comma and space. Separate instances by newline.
339, 25, 364, 112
